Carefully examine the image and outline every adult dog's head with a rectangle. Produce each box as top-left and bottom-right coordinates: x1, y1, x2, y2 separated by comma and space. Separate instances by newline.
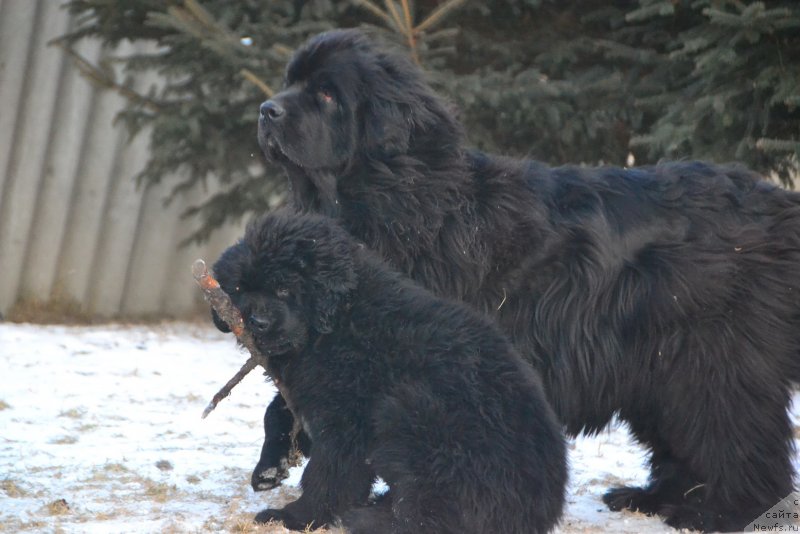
211, 211, 357, 355
257, 29, 461, 214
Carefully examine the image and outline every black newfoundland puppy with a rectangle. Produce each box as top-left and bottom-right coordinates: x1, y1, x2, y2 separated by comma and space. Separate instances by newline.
211, 211, 567, 533
255, 29, 800, 531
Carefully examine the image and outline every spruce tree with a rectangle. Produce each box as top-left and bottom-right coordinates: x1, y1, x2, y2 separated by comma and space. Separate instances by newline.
625, 0, 800, 185
55, 0, 799, 242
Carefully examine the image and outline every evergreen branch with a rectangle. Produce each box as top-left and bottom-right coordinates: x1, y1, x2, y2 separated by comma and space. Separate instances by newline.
369, 0, 422, 64
273, 43, 295, 58
384, 0, 409, 33
784, 95, 800, 109
156, 0, 243, 58
161, 7, 208, 39
352, 0, 395, 28
594, 38, 658, 63
180, 178, 283, 246
756, 138, 800, 153
53, 42, 162, 113
241, 68, 274, 97
625, 1, 675, 23
174, 0, 240, 45
424, 27, 460, 43
354, 0, 467, 65
414, 0, 468, 34
398, 0, 419, 64
700, 5, 792, 29
401, 0, 414, 33
147, 10, 237, 63
183, 0, 218, 33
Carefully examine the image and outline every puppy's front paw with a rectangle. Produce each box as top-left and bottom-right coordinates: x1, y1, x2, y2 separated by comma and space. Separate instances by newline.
251, 458, 290, 491
254, 507, 321, 531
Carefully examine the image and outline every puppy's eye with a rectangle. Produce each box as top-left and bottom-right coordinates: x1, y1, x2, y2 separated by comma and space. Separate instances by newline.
276, 288, 290, 299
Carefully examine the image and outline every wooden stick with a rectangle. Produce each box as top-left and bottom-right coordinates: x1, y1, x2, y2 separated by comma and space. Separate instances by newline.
192, 259, 268, 418
193, 259, 303, 469
200, 357, 261, 419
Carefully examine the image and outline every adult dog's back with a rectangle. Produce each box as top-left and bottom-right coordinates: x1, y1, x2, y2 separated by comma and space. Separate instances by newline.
258, 28, 800, 532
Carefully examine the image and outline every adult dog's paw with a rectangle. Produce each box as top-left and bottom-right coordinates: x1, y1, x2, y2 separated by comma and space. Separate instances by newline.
251, 458, 290, 491
660, 504, 744, 533
603, 485, 660, 515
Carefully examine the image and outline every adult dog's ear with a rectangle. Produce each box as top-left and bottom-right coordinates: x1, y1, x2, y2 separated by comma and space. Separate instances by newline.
363, 100, 411, 156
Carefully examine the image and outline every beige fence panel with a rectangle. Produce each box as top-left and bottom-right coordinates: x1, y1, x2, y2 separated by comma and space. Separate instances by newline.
0, 0, 250, 320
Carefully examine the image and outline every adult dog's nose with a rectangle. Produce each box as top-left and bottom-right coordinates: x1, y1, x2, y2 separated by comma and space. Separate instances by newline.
248, 313, 272, 332
260, 100, 285, 121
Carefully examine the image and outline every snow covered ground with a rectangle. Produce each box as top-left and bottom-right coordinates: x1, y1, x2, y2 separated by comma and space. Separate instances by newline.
1, 322, 795, 533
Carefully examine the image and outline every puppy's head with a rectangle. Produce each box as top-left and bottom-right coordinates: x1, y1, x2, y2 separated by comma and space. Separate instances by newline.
211, 211, 357, 355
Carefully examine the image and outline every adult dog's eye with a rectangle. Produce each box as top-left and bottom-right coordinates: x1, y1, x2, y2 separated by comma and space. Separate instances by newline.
276, 288, 290, 299
318, 88, 334, 104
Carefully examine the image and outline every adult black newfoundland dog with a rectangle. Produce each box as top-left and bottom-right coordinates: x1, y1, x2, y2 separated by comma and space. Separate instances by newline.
255, 29, 800, 531
211, 211, 567, 533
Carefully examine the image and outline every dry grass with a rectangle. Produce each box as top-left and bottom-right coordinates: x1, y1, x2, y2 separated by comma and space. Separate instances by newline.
48, 435, 79, 445
58, 408, 85, 419
217, 505, 344, 533
0, 518, 47, 532
143, 480, 178, 503
82, 463, 135, 486
42, 498, 70, 516
2, 478, 29, 498
6, 290, 93, 324
185, 474, 202, 485
173, 392, 204, 403
4, 288, 200, 324
104, 462, 129, 473
155, 459, 174, 471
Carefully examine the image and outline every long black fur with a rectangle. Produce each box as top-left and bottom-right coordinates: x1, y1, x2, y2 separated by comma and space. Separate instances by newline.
211, 211, 567, 533
254, 29, 800, 531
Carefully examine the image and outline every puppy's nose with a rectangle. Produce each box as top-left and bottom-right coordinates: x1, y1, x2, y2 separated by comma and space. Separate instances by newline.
248, 314, 272, 332
260, 100, 285, 121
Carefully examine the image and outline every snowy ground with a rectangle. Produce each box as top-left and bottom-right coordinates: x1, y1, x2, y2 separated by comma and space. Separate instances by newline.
1, 322, 796, 533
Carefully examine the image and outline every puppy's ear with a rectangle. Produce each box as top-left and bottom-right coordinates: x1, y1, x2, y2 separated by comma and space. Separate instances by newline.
290, 238, 318, 273
211, 309, 231, 333
308, 247, 357, 334
312, 290, 347, 334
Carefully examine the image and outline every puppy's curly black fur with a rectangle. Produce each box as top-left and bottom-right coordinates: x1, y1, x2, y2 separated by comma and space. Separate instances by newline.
212, 211, 567, 533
